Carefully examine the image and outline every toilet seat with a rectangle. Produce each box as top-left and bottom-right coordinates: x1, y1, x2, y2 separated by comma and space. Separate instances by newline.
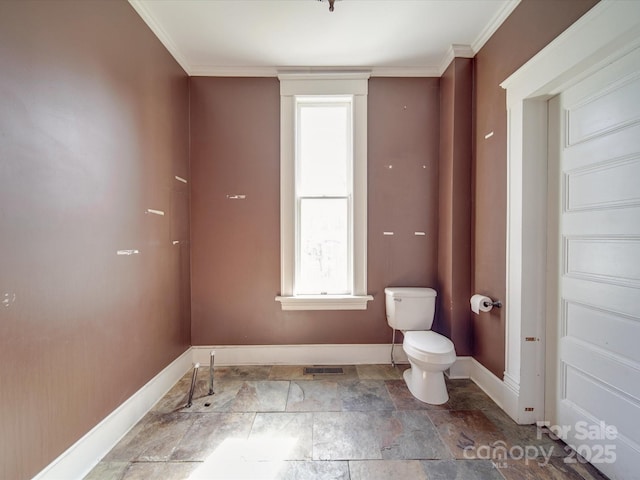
403, 331, 456, 365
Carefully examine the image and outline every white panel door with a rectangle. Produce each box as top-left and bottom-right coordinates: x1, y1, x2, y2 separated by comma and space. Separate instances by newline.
550, 46, 640, 479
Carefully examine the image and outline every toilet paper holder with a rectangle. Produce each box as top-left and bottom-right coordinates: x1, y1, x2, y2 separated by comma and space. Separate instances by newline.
483, 299, 503, 308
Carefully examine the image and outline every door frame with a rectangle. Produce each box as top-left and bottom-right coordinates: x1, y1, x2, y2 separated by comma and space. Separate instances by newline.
500, 0, 640, 425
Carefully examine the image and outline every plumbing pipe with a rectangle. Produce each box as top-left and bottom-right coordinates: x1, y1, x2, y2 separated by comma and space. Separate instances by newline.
186, 362, 200, 408
208, 350, 215, 396
390, 328, 397, 367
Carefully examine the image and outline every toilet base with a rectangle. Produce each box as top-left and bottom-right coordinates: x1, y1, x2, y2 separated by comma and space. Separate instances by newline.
403, 366, 449, 405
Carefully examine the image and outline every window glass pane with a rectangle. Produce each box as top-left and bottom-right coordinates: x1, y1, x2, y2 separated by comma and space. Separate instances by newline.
298, 103, 349, 196
297, 198, 349, 295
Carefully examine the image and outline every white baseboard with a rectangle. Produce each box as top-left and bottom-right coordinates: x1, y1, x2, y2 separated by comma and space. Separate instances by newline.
447, 356, 473, 379
448, 356, 506, 411
502, 372, 524, 423
192, 348, 507, 414
192, 343, 409, 366
33, 348, 192, 480
193, 348, 506, 413
468, 357, 505, 410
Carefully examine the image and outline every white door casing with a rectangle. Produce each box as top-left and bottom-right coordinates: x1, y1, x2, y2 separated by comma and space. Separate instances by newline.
547, 46, 640, 480
500, 0, 640, 428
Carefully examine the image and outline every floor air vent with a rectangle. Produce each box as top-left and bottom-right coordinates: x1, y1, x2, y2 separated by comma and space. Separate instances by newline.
304, 367, 344, 375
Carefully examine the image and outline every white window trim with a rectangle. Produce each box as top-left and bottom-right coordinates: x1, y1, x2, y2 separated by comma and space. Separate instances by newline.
276, 72, 373, 310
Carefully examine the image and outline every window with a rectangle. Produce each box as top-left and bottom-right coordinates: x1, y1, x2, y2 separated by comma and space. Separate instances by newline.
296, 98, 351, 295
276, 73, 373, 310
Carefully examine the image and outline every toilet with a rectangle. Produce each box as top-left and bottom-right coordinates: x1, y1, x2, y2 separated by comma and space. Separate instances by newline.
385, 287, 456, 405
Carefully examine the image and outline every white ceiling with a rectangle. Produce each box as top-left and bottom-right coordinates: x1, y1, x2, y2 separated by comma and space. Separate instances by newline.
129, 0, 520, 77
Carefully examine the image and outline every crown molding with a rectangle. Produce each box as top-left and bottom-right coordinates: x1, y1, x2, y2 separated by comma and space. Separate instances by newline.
370, 66, 440, 77
472, 0, 522, 54
189, 66, 279, 77
190, 65, 440, 78
438, 44, 475, 75
277, 71, 372, 81
128, 0, 191, 75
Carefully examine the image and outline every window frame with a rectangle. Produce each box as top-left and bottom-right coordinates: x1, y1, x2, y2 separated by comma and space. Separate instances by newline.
276, 73, 372, 310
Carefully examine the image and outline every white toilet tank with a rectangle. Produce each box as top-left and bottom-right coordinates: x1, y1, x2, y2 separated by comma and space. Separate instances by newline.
385, 287, 437, 331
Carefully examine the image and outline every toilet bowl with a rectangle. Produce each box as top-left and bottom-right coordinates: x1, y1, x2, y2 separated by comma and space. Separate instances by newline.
385, 287, 456, 405
402, 330, 456, 404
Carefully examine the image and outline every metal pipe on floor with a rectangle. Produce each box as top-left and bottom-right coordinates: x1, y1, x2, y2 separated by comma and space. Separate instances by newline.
208, 350, 215, 396
186, 362, 200, 408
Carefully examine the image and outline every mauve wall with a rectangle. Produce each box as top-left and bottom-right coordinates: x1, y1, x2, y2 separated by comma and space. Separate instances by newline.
0, 1, 190, 478
473, 0, 599, 376
190, 77, 440, 345
437, 58, 473, 356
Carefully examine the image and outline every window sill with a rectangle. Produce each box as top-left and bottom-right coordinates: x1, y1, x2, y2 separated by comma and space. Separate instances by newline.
275, 295, 374, 311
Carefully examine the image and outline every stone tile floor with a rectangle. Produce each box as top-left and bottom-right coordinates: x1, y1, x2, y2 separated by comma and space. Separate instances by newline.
85, 365, 609, 480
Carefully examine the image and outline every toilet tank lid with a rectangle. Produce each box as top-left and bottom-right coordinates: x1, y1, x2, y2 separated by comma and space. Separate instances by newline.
384, 287, 437, 298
